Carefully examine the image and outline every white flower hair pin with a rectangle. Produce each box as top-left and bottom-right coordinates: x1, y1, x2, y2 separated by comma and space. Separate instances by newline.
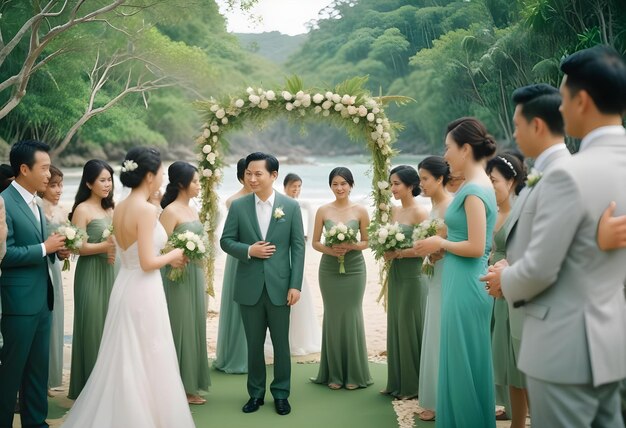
273, 207, 285, 219
121, 160, 138, 173
526, 168, 542, 187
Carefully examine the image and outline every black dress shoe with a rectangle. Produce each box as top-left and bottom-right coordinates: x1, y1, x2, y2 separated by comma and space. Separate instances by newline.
274, 398, 291, 415
242, 397, 264, 413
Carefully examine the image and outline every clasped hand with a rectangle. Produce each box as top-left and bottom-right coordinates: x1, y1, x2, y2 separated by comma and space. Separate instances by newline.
44, 233, 66, 255
330, 243, 351, 257
413, 236, 443, 257
169, 248, 189, 268
479, 259, 508, 298
250, 241, 276, 259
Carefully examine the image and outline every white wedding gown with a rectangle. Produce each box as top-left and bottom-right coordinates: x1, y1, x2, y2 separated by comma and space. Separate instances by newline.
63, 223, 195, 428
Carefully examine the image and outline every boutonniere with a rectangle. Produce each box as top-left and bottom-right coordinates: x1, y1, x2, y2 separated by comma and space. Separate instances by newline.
273, 207, 285, 219
526, 168, 543, 188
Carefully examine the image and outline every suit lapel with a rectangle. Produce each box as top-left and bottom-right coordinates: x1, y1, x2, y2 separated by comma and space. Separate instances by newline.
265, 193, 281, 241
248, 194, 263, 241
8, 185, 43, 240
504, 186, 531, 242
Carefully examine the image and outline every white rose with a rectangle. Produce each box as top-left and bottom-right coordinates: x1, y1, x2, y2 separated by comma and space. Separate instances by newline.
301, 94, 311, 107
206, 153, 216, 164
338, 224, 348, 233
282, 91, 292, 101
214, 169, 222, 178
293, 99, 301, 107
337, 233, 345, 241
312, 93, 324, 104
285, 102, 294, 111
378, 237, 386, 244
202, 144, 212, 154
265, 90, 276, 100
295, 90, 304, 100
325, 91, 333, 100
248, 94, 261, 105
210, 104, 219, 112
186, 241, 196, 251
314, 106, 322, 114
371, 131, 381, 141
235, 98, 245, 108
246, 87, 254, 94
202, 128, 210, 138
383, 132, 391, 142
215, 109, 225, 119
376, 124, 384, 134
353, 117, 359, 124
202, 168, 213, 178
347, 105, 357, 115
322, 100, 333, 110
366, 113, 375, 122
378, 228, 389, 239
329, 228, 336, 236
379, 203, 388, 211
322, 110, 330, 117
102, 229, 110, 239
341, 94, 352, 105
358, 105, 368, 117
395, 233, 405, 242
365, 99, 377, 109
221, 117, 228, 125
210, 124, 219, 133
334, 103, 344, 112
372, 107, 380, 114
66, 229, 76, 240
259, 99, 269, 109
377, 181, 389, 190
381, 213, 389, 223
212, 135, 218, 143
332, 93, 341, 103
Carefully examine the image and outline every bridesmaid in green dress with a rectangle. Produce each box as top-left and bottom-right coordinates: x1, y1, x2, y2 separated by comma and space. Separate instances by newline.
414, 117, 497, 428
486, 153, 528, 428
380, 165, 428, 399
41, 165, 66, 390
416, 156, 453, 422
214, 158, 250, 374
160, 161, 211, 405
68, 160, 116, 399
311, 167, 372, 390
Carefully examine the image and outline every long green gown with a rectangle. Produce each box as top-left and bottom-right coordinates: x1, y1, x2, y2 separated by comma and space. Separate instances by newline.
491, 217, 525, 398
437, 183, 496, 428
68, 218, 115, 399
312, 220, 372, 388
418, 210, 445, 410
46, 218, 64, 388
213, 254, 248, 373
385, 223, 423, 398
162, 221, 211, 394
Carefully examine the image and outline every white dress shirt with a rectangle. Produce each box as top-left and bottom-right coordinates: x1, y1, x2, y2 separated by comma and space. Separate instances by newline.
579, 125, 626, 152
534, 143, 568, 172
12, 180, 46, 257
255, 191, 275, 240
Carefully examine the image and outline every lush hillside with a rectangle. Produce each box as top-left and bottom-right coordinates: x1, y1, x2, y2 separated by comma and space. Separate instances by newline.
235, 31, 307, 64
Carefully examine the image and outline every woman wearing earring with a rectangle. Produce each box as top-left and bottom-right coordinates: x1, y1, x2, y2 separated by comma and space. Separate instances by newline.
311, 167, 372, 390
214, 158, 251, 374
416, 156, 453, 421
486, 153, 528, 427
160, 161, 210, 405
68, 160, 116, 399
414, 117, 497, 428
381, 165, 428, 400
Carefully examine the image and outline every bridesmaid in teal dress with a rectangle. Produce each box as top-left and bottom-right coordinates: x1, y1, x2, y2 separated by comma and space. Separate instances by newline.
41, 165, 66, 390
160, 161, 210, 405
68, 160, 116, 399
311, 167, 372, 390
416, 156, 453, 422
380, 165, 428, 399
414, 117, 497, 428
486, 153, 528, 428
214, 158, 250, 374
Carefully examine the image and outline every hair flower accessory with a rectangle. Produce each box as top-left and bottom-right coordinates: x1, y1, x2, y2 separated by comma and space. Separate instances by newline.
121, 159, 138, 172
273, 207, 285, 219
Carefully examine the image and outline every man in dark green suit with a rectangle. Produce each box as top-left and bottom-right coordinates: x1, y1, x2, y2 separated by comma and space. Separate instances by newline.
0, 140, 67, 428
220, 152, 305, 416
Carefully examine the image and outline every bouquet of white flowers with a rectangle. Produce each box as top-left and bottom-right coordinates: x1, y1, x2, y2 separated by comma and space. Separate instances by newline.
55, 222, 87, 271
165, 230, 208, 281
367, 221, 412, 260
323, 222, 358, 274
412, 218, 445, 278
101, 224, 114, 241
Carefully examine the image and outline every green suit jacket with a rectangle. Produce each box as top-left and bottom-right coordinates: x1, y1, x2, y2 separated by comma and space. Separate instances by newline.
220, 192, 305, 306
0, 185, 53, 315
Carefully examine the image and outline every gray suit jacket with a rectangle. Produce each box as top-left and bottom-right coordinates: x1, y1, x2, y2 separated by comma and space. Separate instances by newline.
504, 146, 571, 341
502, 134, 626, 387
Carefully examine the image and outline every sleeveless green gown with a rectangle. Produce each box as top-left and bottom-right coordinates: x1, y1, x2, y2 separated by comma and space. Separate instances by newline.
46, 219, 64, 388
437, 183, 496, 428
161, 221, 211, 395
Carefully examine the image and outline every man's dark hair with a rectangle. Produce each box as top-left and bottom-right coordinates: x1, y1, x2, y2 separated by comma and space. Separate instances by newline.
245, 152, 279, 174
512, 84, 564, 136
560, 44, 626, 115
9, 140, 50, 177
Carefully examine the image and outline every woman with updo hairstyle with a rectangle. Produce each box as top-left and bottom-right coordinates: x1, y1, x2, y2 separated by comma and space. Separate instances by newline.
485, 152, 527, 424
63, 147, 193, 427
68, 159, 117, 399
311, 167, 372, 390
415, 156, 454, 421
159, 161, 210, 405
413, 117, 498, 427
214, 157, 251, 374
379, 165, 428, 400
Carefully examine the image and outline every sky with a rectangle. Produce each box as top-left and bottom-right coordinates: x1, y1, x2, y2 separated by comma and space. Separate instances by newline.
217, 0, 336, 36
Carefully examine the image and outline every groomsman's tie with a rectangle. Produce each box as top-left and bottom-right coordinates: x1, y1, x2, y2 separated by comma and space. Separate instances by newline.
29, 197, 40, 221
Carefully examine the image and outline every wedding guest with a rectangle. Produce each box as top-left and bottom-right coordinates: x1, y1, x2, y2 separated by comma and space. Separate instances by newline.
415, 156, 453, 422
40, 165, 66, 391
68, 160, 116, 399
0, 140, 67, 428
495, 45, 626, 428
380, 165, 428, 399
283, 173, 302, 199
62, 147, 193, 427
311, 167, 372, 390
414, 117, 497, 428
214, 158, 250, 374
486, 153, 527, 426
160, 161, 210, 405
0, 164, 14, 192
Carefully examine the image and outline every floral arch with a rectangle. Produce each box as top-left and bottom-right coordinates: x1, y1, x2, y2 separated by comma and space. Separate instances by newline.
195, 76, 402, 296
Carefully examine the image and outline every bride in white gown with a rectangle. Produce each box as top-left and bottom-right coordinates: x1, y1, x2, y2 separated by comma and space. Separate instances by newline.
63, 147, 194, 428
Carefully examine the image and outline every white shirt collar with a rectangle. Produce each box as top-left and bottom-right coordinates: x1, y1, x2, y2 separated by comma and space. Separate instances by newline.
254, 190, 275, 207
534, 143, 568, 172
12, 180, 37, 205
579, 126, 626, 152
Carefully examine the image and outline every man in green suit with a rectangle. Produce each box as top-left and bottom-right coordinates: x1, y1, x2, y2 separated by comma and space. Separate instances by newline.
220, 152, 305, 416
0, 140, 67, 428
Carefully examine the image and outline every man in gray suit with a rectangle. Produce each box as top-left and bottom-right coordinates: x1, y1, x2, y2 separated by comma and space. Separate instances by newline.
481, 83, 571, 425
490, 45, 626, 427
